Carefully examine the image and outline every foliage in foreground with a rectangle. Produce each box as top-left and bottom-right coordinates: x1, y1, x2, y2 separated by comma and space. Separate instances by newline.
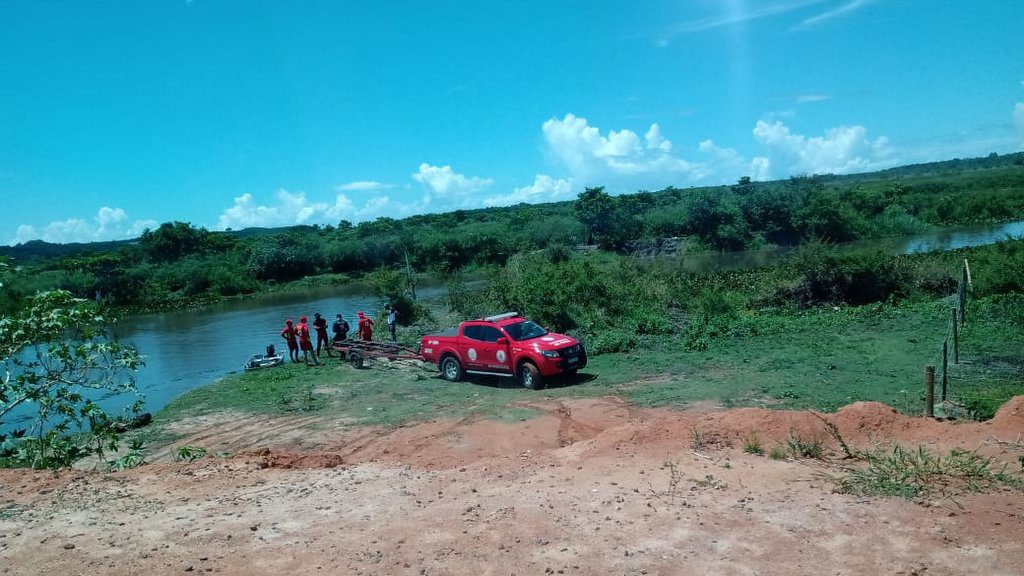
1, 291, 144, 469
831, 445, 1024, 499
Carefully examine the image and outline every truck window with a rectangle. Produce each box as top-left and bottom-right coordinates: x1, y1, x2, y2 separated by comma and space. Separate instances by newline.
462, 325, 484, 341
478, 326, 503, 343
504, 321, 547, 341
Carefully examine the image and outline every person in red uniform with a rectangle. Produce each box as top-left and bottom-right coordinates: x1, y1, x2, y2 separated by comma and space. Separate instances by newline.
357, 311, 374, 341
297, 315, 319, 365
280, 319, 299, 363
312, 312, 331, 356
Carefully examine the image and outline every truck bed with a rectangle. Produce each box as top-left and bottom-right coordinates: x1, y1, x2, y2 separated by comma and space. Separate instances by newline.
423, 327, 459, 339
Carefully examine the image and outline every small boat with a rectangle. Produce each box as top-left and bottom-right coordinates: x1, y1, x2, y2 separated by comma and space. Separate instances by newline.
243, 352, 285, 371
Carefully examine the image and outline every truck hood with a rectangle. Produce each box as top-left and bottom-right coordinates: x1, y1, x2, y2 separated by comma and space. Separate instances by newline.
520, 333, 579, 351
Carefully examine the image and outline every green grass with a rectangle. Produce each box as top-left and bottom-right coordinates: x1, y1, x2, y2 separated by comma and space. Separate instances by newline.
154, 294, 1024, 434
832, 445, 1024, 499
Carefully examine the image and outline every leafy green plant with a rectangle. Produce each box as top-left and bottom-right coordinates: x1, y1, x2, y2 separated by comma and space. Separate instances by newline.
832, 445, 1024, 499
175, 445, 207, 463
1, 290, 144, 469
768, 446, 789, 461
109, 438, 146, 471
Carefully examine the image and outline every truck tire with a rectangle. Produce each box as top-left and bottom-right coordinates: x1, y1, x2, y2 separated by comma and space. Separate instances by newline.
440, 355, 463, 382
518, 362, 544, 390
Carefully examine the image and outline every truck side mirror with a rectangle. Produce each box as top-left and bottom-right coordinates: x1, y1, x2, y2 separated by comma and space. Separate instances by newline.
496, 337, 509, 346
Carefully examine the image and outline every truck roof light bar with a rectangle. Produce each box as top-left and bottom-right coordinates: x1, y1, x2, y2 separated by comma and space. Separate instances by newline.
483, 312, 521, 322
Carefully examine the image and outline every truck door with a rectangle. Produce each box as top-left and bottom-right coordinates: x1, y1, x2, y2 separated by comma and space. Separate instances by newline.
461, 325, 486, 370
477, 326, 512, 373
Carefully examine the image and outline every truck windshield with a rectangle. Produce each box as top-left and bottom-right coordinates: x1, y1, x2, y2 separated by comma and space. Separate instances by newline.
504, 321, 548, 341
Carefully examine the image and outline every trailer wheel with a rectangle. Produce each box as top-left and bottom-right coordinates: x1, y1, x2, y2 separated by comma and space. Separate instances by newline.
440, 355, 463, 382
349, 352, 364, 369
518, 362, 544, 390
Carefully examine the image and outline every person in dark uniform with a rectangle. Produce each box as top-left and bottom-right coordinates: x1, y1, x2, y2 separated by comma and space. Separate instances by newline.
312, 312, 330, 356
332, 314, 350, 343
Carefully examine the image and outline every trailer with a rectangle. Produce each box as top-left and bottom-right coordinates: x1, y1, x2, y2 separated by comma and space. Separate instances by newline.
331, 340, 425, 369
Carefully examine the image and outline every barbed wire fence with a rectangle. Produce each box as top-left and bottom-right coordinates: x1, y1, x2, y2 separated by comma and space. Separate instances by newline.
920, 258, 997, 419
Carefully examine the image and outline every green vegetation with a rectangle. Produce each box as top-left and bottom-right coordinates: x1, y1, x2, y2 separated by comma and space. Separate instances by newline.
2, 153, 1023, 317
831, 445, 1024, 499
3, 153, 1024, 471
786, 434, 826, 459
742, 436, 765, 456
1, 290, 144, 469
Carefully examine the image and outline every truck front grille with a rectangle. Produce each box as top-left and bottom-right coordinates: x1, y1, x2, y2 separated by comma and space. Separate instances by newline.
559, 344, 582, 357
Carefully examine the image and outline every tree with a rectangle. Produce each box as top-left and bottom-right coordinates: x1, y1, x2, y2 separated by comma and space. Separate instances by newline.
139, 221, 206, 262
574, 187, 615, 245
1, 291, 144, 469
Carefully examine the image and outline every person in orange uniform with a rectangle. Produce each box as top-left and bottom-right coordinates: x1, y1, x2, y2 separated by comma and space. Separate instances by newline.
280, 319, 299, 363
296, 315, 319, 365
357, 311, 374, 341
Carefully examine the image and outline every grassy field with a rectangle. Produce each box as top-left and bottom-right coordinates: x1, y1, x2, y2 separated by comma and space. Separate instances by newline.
154, 293, 1023, 435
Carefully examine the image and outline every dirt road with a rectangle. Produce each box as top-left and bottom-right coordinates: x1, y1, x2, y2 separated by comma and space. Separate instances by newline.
3, 397, 1023, 575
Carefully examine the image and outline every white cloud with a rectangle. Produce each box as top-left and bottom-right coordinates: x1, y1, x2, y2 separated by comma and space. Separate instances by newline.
542, 114, 697, 188
216, 189, 392, 230
752, 119, 895, 176
483, 175, 574, 207
794, 93, 832, 104
336, 180, 395, 191
412, 163, 493, 198
797, 0, 881, 29
664, 0, 825, 36
750, 157, 772, 181
11, 207, 157, 245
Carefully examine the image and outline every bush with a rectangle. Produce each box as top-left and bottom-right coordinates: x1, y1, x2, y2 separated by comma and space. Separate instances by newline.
782, 242, 914, 306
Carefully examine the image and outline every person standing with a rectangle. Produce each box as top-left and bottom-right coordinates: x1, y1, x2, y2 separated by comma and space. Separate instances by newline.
280, 319, 300, 363
357, 311, 374, 341
332, 313, 350, 343
312, 312, 330, 356
386, 305, 398, 341
297, 315, 319, 365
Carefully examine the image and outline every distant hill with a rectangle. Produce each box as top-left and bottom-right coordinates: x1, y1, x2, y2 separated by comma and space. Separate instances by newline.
0, 239, 137, 264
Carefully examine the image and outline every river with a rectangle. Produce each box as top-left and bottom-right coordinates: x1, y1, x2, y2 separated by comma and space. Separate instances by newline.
4, 220, 1022, 432
3, 283, 443, 432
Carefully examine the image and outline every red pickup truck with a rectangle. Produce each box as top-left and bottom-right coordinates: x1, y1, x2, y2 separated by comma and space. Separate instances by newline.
419, 312, 587, 389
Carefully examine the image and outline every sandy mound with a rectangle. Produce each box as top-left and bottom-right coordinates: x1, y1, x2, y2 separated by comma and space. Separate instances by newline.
3, 395, 1024, 576
991, 395, 1024, 432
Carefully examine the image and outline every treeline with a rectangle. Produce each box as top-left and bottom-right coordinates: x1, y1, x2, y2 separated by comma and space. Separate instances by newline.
448, 238, 1024, 356
1, 152, 1023, 314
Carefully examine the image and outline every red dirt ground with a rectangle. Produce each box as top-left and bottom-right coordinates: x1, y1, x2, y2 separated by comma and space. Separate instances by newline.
2, 396, 1023, 575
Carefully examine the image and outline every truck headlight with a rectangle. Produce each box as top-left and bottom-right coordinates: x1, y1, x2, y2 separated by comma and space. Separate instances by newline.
541, 350, 559, 358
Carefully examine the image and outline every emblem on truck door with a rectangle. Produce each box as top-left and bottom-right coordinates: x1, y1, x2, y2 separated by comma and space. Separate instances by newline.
468, 348, 478, 361
496, 350, 507, 363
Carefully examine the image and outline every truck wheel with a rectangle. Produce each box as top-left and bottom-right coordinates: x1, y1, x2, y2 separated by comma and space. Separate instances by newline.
440, 355, 463, 382
518, 362, 544, 390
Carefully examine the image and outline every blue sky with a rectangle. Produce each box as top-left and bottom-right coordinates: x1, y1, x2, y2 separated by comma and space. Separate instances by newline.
2, 0, 1023, 245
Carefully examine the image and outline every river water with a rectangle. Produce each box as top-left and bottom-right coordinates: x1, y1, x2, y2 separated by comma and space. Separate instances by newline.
4, 220, 1022, 432
3, 284, 443, 432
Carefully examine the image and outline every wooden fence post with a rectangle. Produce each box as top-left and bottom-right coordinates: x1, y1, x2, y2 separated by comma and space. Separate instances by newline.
925, 366, 935, 418
951, 307, 959, 364
941, 340, 948, 402
959, 264, 968, 325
